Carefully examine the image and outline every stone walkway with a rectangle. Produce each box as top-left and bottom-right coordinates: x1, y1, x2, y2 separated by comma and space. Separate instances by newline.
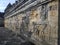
0, 27, 35, 45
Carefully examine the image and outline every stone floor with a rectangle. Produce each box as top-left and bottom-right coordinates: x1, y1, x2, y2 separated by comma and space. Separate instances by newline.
0, 27, 35, 45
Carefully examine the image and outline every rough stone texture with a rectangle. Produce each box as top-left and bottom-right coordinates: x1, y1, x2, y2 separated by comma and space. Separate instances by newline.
47, 1, 58, 45
0, 27, 35, 45
4, 0, 58, 45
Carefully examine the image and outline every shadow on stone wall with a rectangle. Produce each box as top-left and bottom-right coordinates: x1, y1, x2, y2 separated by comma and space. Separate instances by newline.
20, 41, 35, 45
0, 24, 4, 27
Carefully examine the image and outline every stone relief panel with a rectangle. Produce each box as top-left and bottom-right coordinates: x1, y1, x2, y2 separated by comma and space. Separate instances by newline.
32, 24, 48, 41
8, 18, 10, 29
30, 9, 38, 20
4, 19, 8, 28
4, 0, 58, 45
9, 18, 12, 30
40, 4, 48, 21
11, 17, 14, 31
47, 1, 58, 45
29, 9, 39, 33
17, 15, 22, 29
31, 4, 48, 41
13, 16, 19, 32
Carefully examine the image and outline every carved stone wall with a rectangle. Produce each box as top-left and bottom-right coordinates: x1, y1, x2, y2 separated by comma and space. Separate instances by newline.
4, 0, 58, 45
48, 1, 58, 45
29, 1, 58, 45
